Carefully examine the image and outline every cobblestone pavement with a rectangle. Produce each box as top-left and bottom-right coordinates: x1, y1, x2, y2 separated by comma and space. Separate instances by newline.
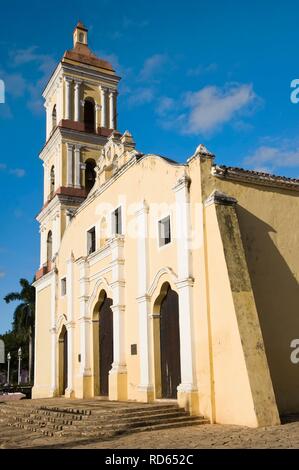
1, 399, 299, 449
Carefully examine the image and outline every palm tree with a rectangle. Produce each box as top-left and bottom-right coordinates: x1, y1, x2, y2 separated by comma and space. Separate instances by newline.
4, 278, 35, 383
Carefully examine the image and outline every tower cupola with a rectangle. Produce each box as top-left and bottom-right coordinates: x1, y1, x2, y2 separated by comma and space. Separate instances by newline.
73, 21, 88, 47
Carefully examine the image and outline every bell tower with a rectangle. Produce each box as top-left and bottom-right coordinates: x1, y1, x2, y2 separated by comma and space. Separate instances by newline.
73, 22, 88, 46
36, 22, 120, 279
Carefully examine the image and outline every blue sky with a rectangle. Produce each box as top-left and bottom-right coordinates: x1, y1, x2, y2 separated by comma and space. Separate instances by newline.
1, 0, 299, 332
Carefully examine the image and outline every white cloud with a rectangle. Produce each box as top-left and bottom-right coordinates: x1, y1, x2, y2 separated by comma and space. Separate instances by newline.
7, 46, 56, 115
0, 271, 5, 279
139, 54, 168, 81
244, 145, 299, 172
156, 96, 175, 116
0, 165, 25, 177
9, 168, 26, 178
0, 71, 27, 98
156, 83, 259, 136
187, 63, 218, 77
183, 83, 257, 135
127, 87, 155, 107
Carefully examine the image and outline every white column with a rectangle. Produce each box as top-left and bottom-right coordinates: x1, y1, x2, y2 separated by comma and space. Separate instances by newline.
67, 143, 74, 187
52, 211, 61, 255
55, 144, 61, 188
64, 77, 72, 120
95, 104, 100, 132
50, 272, 57, 395
39, 225, 47, 267
56, 78, 62, 124
43, 162, 48, 203
109, 90, 117, 129
109, 236, 127, 400
66, 257, 74, 397
74, 80, 81, 122
45, 101, 50, 140
173, 175, 197, 393
110, 236, 126, 369
136, 202, 153, 398
78, 259, 92, 385
100, 86, 107, 128
74, 145, 81, 188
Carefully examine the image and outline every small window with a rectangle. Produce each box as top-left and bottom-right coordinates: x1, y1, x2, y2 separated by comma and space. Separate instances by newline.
87, 227, 96, 254
112, 207, 122, 235
61, 277, 66, 296
158, 216, 171, 247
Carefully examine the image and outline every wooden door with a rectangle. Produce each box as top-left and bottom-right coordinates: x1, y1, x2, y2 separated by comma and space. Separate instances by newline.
160, 287, 181, 399
63, 329, 68, 393
99, 295, 113, 396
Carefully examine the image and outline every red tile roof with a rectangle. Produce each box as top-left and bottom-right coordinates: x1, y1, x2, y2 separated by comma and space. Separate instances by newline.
63, 43, 114, 71
75, 21, 88, 32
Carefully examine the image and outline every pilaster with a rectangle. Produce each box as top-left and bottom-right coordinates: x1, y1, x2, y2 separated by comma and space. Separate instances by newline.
108, 235, 127, 401
173, 175, 198, 414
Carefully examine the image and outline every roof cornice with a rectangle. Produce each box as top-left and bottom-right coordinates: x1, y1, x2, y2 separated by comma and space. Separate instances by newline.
213, 165, 299, 192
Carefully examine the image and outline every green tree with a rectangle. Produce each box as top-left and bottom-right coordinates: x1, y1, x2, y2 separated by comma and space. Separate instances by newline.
4, 278, 35, 383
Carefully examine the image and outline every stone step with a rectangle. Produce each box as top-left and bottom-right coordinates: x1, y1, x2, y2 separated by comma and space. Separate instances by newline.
92, 404, 179, 415
67, 417, 209, 438
106, 414, 202, 429
35, 409, 85, 420
131, 417, 210, 433
71, 410, 191, 428
1, 402, 210, 440
64, 414, 204, 435
38, 406, 91, 416
96, 407, 183, 419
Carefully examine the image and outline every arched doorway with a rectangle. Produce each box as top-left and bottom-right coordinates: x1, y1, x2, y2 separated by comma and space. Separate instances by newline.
84, 98, 95, 132
85, 159, 96, 194
93, 290, 113, 396
58, 326, 68, 395
155, 282, 181, 399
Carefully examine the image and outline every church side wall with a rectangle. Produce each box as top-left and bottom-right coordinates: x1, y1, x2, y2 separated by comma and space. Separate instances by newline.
215, 178, 299, 415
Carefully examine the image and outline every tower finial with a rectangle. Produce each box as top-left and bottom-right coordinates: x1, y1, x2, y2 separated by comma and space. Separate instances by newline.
73, 21, 88, 47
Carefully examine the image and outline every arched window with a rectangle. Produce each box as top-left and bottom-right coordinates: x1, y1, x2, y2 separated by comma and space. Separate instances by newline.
50, 165, 55, 196
47, 231, 53, 265
84, 98, 95, 132
85, 159, 96, 193
52, 105, 57, 130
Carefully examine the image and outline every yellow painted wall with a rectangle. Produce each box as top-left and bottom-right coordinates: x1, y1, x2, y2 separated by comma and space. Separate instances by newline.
216, 178, 299, 414
32, 284, 52, 398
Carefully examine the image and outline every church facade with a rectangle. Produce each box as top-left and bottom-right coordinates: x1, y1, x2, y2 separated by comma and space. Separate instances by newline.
33, 23, 299, 427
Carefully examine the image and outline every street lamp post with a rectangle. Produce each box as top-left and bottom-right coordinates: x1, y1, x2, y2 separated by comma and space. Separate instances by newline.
7, 352, 11, 385
18, 347, 22, 385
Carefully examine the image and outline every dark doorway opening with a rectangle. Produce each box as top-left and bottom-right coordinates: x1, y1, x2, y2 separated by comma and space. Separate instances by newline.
84, 98, 95, 132
160, 284, 181, 399
85, 159, 96, 194
99, 293, 114, 396
59, 326, 68, 395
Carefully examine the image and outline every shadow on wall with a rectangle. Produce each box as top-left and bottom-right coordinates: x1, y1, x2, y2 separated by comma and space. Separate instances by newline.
237, 206, 299, 415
